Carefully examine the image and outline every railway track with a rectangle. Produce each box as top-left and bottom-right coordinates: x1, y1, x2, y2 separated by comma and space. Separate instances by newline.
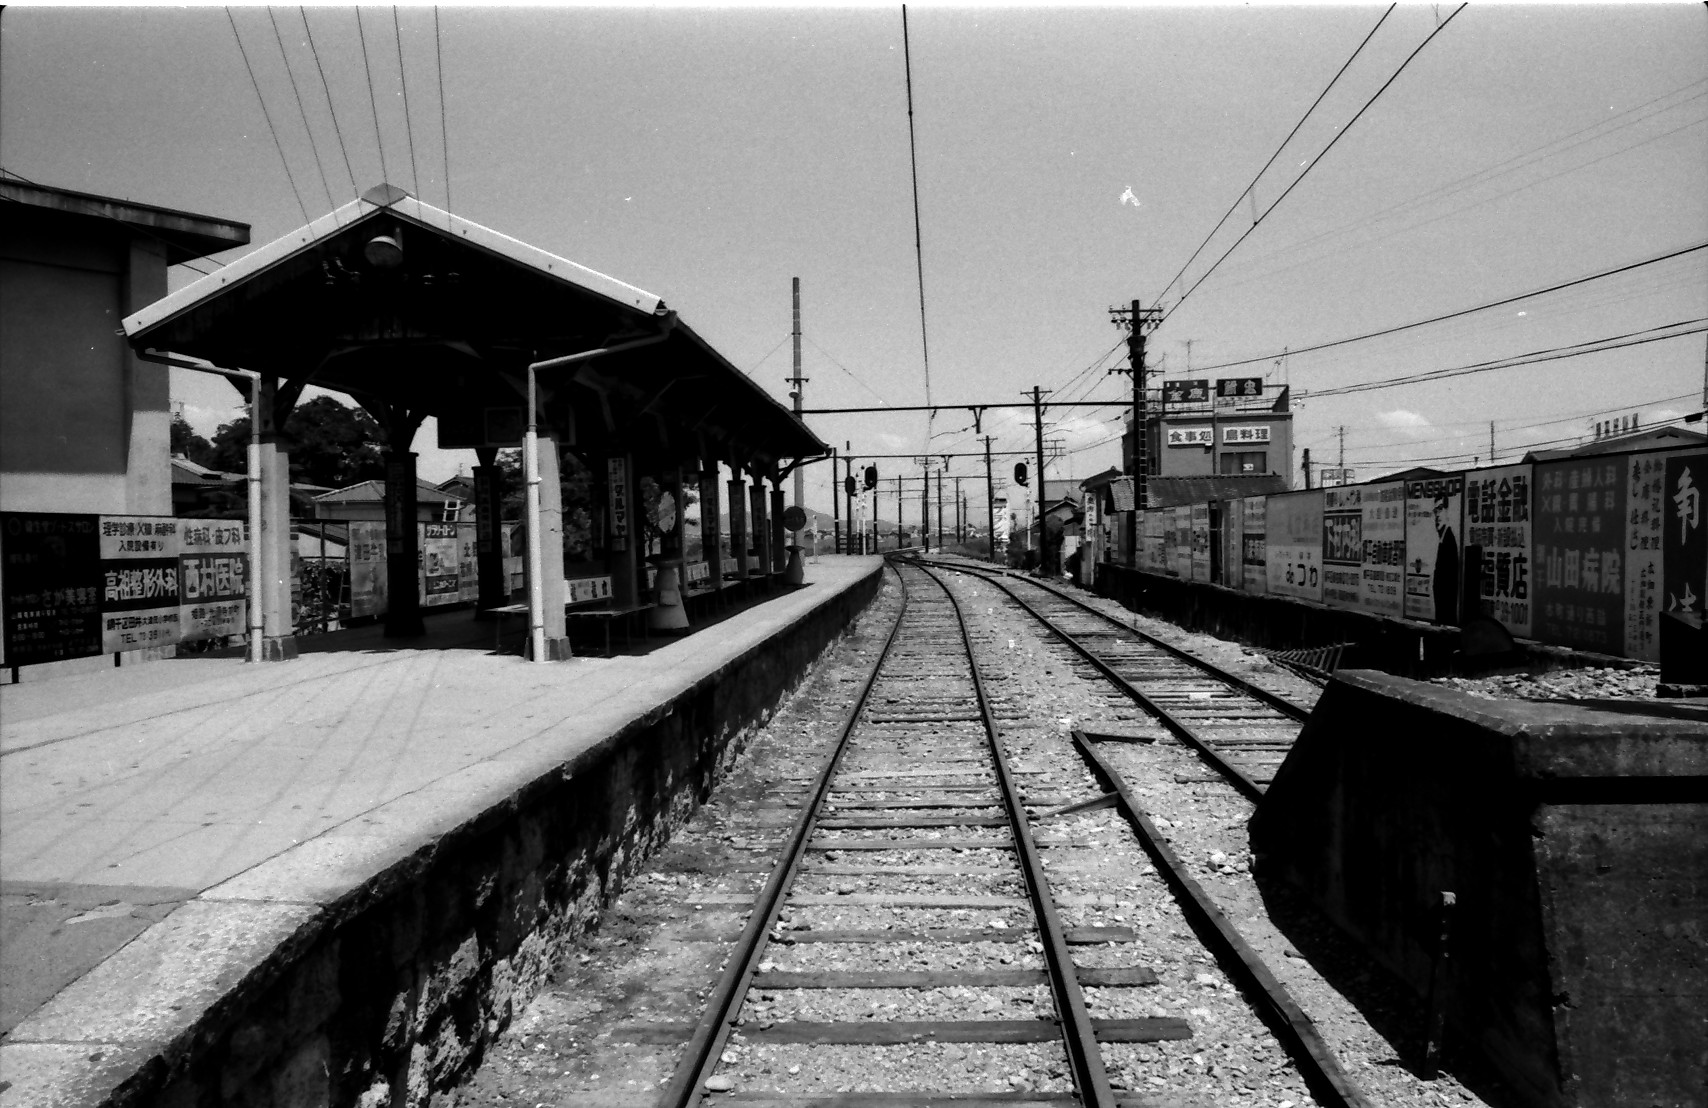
610, 558, 1369, 1108
916, 558, 1316, 803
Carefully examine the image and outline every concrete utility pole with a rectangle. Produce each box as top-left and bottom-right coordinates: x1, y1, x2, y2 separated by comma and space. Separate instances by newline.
830, 445, 839, 553
983, 435, 997, 564
845, 441, 856, 554
936, 466, 944, 549
896, 476, 904, 550
922, 457, 931, 552
1303, 447, 1313, 490
1113, 299, 1161, 567
1489, 421, 1496, 466
953, 476, 964, 542
1338, 426, 1345, 467
788, 278, 808, 522
1030, 385, 1049, 574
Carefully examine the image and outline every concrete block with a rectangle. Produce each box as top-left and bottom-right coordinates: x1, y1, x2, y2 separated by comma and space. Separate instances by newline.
269, 1033, 329, 1108
1251, 670, 1708, 1108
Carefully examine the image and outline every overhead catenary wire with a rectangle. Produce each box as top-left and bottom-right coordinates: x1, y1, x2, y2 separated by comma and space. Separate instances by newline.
435, 6, 450, 213
226, 7, 310, 226
1299, 318, 1708, 399
266, 6, 335, 212
1156, 4, 1396, 307
394, 7, 421, 198
355, 8, 390, 187
1192, 240, 1708, 374
300, 7, 358, 199
901, 5, 934, 452
1164, 3, 1468, 324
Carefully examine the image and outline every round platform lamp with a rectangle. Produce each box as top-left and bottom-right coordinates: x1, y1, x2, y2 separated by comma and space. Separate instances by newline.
782, 504, 807, 585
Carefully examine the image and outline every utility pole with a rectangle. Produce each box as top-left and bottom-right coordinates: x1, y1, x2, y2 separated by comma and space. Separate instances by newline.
895, 476, 903, 550
936, 467, 944, 550
921, 458, 931, 552
1029, 385, 1049, 575
1338, 426, 1345, 467
830, 445, 840, 553
1112, 299, 1162, 568
953, 476, 964, 542
787, 279, 808, 518
983, 435, 997, 565
1489, 421, 1496, 466
1303, 447, 1313, 490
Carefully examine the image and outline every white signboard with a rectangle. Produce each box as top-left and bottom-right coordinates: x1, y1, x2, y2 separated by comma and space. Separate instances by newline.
1266, 491, 1323, 602
1222, 425, 1271, 445
1357, 482, 1406, 618
1167, 427, 1213, 447
1464, 464, 1533, 637
1241, 497, 1267, 594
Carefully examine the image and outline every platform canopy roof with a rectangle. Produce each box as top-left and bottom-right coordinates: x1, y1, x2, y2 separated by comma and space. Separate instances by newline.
123, 183, 825, 473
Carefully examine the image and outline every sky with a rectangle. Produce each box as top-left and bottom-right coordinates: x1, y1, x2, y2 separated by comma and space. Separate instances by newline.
3, 2, 1705, 523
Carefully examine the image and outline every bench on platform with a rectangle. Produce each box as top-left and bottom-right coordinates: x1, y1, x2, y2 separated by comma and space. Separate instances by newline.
565, 598, 655, 657
484, 602, 531, 654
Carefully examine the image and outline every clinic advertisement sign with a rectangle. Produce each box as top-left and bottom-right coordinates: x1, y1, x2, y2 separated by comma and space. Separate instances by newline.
1241, 497, 1267, 594
1142, 511, 1167, 574
1534, 458, 1626, 654
1168, 506, 1192, 578
1404, 477, 1464, 624
98, 516, 181, 653
1463, 465, 1533, 637
1, 513, 103, 666
1266, 491, 1322, 602
179, 519, 248, 642
1321, 487, 1362, 610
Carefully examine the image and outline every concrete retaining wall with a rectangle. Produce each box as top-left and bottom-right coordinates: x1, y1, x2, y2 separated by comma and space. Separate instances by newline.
1250, 671, 1708, 1107
120, 567, 884, 1108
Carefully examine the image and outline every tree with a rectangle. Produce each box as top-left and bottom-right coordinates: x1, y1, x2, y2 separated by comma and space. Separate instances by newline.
205, 395, 387, 490
170, 413, 215, 467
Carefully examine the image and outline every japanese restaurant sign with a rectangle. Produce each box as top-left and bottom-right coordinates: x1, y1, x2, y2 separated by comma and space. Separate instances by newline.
1534, 457, 1626, 654
1463, 465, 1533, 637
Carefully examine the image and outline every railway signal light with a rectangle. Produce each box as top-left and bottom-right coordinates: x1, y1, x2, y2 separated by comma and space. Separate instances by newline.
864, 465, 878, 490
845, 475, 857, 496
1014, 462, 1028, 486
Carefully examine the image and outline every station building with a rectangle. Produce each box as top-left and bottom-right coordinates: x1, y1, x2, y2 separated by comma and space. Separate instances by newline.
1, 179, 249, 516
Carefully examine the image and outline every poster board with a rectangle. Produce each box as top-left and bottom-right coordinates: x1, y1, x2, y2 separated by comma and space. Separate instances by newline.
98, 516, 182, 653
348, 521, 388, 617
1241, 497, 1267, 594
179, 519, 248, 642
1265, 490, 1322, 602
1661, 451, 1707, 632
1356, 481, 1406, 618
1404, 476, 1465, 624
1167, 506, 1192, 578
1533, 457, 1625, 654
1142, 511, 1167, 574
1, 512, 103, 666
1463, 465, 1533, 637
1321, 487, 1362, 610
1189, 503, 1211, 582
1221, 499, 1244, 588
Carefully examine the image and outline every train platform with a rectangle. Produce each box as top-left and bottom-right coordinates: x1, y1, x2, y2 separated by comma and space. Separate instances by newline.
0, 556, 885, 1108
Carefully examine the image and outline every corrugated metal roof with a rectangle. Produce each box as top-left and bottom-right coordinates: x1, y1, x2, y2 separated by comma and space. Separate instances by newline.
123, 182, 661, 336
1145, 474, 1290, 508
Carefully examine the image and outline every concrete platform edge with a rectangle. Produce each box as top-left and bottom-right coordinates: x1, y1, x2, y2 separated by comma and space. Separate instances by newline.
0, 564, 885, 1108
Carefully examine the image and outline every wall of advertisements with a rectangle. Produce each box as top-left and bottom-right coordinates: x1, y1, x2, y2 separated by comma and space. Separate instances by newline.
1189, 503, 1211, 583
1121, 443, 1708, 662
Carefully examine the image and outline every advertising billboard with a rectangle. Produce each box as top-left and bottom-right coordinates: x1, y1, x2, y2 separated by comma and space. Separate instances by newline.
1320, 486, 1362, 610
1266, 490, 1322, 602
1534, 457, 1625, 654
1356, 481, 1406, 618
1463, 465, 1533, 636
1404, 476, 1465, 624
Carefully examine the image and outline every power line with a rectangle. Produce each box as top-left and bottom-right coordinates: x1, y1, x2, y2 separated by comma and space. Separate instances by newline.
1165, 4, 1467, 324
300, 7, 357, 199
435, 6, 451, 212
1193, 240, 1708, 374
1156, 4, 1395, 307
267, 6, 335, 212
900, 6, 933, 440
355, 7, 390, 186
1300, 318, 1708, 399
804, 336, 900, 408
394, 7, 421, 197
226, 8, 310, 226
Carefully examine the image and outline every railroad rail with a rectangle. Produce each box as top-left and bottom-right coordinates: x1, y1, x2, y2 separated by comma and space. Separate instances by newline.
630, 557, 1368, 1108
917, 557, 1315, 802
